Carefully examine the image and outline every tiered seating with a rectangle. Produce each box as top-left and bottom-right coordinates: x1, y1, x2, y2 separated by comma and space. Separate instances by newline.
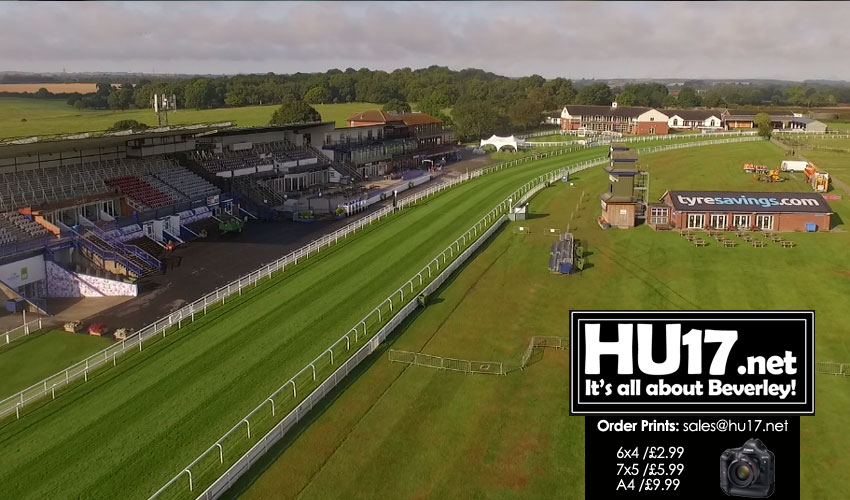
189, 140, 323, 175
2, 212, 49, 239
151, 166, 220, 200
126, 236, 165, 259
106, 176, 174, 210
0, 226, 16, 246
141, 174, 188, 203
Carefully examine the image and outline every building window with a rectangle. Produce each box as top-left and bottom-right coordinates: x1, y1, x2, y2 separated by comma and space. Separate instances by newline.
367, 130, 373, 140
756, 215, 774, 230
650, 207, 668, 225
325, 134, 331, 146
673, 119, 679, 126
733, 215, 750, 229
710, 214, 727, 229
687, 214, 705, 229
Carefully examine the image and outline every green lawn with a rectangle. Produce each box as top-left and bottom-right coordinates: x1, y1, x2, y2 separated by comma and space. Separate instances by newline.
0, 98, 381, 138
0, 146, 607, 500
527, 134, 578, 142
229, 141, 850, 500
825, 121, 850, 131
0, 330, 113, 399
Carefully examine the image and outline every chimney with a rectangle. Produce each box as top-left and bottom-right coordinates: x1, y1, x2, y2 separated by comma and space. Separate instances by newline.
611, 101, 618, 109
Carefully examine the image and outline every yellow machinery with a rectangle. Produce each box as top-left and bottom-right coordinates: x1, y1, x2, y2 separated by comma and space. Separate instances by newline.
805, 164, 830, 192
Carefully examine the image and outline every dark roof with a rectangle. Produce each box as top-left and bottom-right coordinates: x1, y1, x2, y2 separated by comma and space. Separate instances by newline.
563, 105, 654, 119
665, 190, 832, 214
600, 192, 636, 203
611, 149, 637, 160
348, 110, 442, 126
0, 124, 234, 158
723, 114, 819, 124
201, 122, 332, 138
663, 109, 723, 121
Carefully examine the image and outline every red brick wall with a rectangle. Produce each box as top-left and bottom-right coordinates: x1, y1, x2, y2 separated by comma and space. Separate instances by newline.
668, 210, 830, 232
633, 122, 669, 135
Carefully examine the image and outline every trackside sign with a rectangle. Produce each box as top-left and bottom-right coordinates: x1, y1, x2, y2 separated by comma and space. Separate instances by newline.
569, 311, 814, 415
667, 190, 829, 213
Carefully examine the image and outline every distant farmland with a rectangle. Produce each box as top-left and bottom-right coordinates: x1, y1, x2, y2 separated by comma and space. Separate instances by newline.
0, 83, 101, 93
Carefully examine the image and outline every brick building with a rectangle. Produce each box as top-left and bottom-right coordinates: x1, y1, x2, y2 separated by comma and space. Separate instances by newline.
560, 103, 670, 135
650, 190, 832, 232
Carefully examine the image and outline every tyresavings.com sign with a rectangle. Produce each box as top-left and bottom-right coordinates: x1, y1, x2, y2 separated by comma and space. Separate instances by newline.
668, 191, 828, 213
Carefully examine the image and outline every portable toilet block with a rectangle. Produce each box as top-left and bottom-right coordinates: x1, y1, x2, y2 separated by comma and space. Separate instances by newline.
805, 222, 817, 232
559, 262, 572, 274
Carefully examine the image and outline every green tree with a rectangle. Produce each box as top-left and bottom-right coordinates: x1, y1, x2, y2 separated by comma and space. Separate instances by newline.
382, 99, 411, 113
107, 86, 134, 110
107, 119, 149, 132
576, 82, 614, 105
303, 86, 331, 104
183, 79, 215, 109
615, 90, 637, 106
662, 95, 678, 108
451, 99, 504, 141
507, 98, 544, 131
754, 112, 772, 138
677, 87, 701, 107
269, 96, 322, 125
702, 90, 724, 108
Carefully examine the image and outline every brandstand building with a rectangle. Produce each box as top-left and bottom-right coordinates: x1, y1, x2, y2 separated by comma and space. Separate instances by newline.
649, 190, 833, 232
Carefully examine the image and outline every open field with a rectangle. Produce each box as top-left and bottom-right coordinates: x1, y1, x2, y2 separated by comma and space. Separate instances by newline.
229, 140, 850, 500
0, 147, 606, 500
0, 98, 381, 138
0, 83, 102, 93
825, 121, 850, 131
0, 330, 113, 399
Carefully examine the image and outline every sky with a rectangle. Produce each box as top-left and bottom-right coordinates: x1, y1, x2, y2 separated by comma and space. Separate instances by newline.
1, 1, 848, 81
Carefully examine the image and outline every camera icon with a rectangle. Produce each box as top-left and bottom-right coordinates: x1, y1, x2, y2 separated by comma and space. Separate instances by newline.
720, 438, 775, 498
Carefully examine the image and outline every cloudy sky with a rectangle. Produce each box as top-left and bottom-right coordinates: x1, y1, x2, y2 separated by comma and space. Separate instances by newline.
1, 1, 847, 80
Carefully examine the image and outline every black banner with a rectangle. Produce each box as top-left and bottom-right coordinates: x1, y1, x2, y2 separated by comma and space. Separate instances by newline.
585, 415, 799, 499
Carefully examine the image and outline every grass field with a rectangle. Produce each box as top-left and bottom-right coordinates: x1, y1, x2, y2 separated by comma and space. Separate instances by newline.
0, 330, 113, 399
0, 146, 607, 500
526, 134, 578, 142
825, 121, 850, 131
0, 98, 381, 138
227, 140, 850, 500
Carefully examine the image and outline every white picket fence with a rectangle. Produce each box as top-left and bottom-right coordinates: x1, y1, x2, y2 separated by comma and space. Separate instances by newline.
1, 317, 43, 346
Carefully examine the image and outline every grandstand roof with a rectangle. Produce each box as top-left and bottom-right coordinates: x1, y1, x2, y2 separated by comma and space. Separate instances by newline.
348, 110, 442, 126
0, 124, 233, 159
199, 122, 333, 138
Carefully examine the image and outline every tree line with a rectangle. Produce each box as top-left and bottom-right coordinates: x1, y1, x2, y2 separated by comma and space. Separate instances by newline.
5, 67, 850, 141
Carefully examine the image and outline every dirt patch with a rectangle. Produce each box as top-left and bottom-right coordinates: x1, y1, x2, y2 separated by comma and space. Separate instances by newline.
836, 270, 850, 278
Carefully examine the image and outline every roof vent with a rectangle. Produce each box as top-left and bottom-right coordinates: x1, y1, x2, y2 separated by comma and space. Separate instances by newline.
611, 101, 618, 109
